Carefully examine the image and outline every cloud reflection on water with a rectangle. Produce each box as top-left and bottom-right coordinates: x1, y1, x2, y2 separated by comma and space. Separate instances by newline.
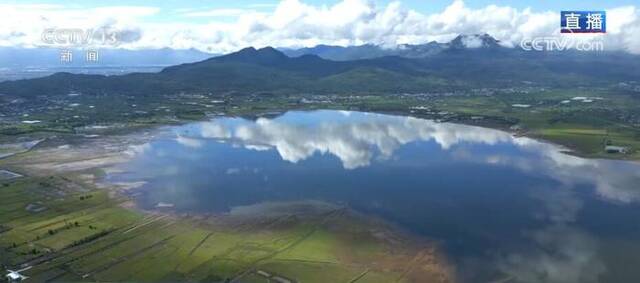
184, 111, 638, 282
179, 111, 640, 204
196, 114, 513, 169
496, 188, 606, 283
122, 110, 640, 283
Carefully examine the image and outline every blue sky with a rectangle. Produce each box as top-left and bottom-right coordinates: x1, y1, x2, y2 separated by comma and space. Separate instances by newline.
1, 0, 639, 53
3, 0, 637, 22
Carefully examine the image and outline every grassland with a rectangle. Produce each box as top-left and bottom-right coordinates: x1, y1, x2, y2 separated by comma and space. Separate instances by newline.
0, 85, 638, 282
2, 85, 639, 161
421, 89, 640, 160
0, 155, 452, 283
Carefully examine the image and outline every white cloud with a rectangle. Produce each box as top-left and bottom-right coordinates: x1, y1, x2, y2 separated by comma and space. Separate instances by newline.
181, 8, 251, 18
194, 112, 512, 169
186, 111, 640, 205
498, 187, 606, 283
0, 0, 639, 54
0, 4, 157, 48
461, 35, 483, 48
125, 143, 152, 156
498, 225, 606, 283
200, 122, 232, 139
248, 3, 279, 9
176, 135, 204, 148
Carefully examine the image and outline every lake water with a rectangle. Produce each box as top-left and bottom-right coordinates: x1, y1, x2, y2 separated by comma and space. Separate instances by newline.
109, 110, 640, 282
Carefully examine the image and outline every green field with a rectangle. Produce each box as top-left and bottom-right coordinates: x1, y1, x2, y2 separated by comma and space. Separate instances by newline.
0, 172, 451, 282
1, 86, 639, 282
421, 89, 640, 160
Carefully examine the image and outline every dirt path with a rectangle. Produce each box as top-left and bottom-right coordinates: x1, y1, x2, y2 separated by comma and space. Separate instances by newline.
348, 268, 370, 283
83, 235, 176, 279
230, 208, 346, 283
395, 250, 428, 282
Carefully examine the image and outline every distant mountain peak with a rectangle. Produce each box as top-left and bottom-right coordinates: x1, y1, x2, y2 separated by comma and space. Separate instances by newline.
279, 35, 506, 61
237, 46, 257, 53
256, 46, 284, 55
449, 33, 501, 49
217, 46, 289, 65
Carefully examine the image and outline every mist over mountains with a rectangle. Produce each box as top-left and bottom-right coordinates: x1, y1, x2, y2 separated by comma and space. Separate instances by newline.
1, 34, 639, 98
0, 34, 501, 69
280, 34, 501, 61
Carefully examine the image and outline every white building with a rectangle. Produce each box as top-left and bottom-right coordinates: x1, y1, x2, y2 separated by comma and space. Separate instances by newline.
605, 145, 628, 154
5, 267, 30, 282
5, 271, 26, 282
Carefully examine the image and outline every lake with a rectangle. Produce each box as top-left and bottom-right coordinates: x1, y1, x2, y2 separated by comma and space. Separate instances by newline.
108, 110, 640, 282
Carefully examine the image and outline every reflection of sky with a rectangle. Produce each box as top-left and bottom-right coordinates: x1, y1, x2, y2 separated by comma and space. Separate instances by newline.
169, 110, 640, 204
115, 110, 640, 282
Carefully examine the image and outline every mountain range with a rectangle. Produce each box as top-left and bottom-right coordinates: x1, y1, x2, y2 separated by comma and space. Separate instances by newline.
1, 34, 639, 98
279, 34, 500, 60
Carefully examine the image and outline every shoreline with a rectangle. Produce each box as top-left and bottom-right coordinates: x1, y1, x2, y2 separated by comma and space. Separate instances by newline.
2, 109, 638, 282
2, 106, 637, 166
0, 136, 457, 282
